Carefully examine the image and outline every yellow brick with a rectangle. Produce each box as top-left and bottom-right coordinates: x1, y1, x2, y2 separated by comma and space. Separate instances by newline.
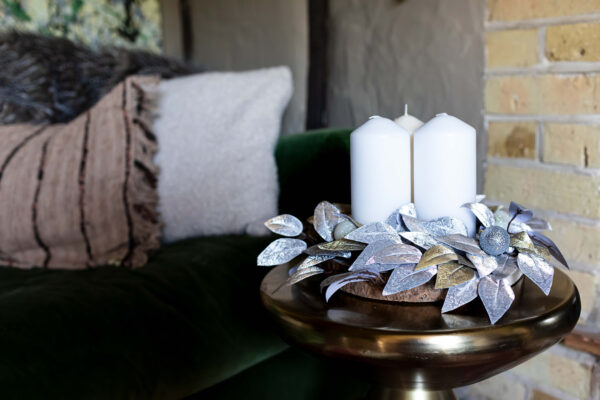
468, 373, 527, 400
485, 76, 538, 114
489, 0, 600, 21
486, 29, 538, 68
566, 270, 598, 317
488, 122, 537, 159
531, 389, 560, 400
545, 217, 600, 265
543, 124, 600, 168
513, 351, 592, 398
547, 22, 600, 62
486, 74, 600, 114
541, 74, 600, 114
484, 164, 600, 218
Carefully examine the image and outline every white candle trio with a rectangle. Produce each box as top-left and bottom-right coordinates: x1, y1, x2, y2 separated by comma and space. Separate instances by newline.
350, 108, 476, 236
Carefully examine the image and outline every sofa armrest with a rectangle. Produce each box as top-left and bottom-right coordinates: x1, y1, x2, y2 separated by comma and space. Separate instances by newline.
275, 128, 351, 217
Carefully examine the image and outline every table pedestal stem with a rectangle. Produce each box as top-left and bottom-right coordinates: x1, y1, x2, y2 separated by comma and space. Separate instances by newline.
367, 387, 456, 400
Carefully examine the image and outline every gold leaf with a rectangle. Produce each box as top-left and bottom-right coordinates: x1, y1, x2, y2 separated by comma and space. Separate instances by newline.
318, 239, 366, 252
286, 266, 324, 285
510, 231, 535, 252
534, 244, 551, 261
415, 245, 457, 271
296, 255, 334, 271
456, 254, 474, 269
435, 262, 475, 289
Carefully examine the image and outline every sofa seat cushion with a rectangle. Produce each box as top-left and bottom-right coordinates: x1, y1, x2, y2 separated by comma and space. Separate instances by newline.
189, 348, 370, 400
0, 235, 285, 400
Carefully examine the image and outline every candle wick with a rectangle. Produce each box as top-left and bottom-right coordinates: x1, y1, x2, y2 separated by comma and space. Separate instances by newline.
404, 104, 408, 116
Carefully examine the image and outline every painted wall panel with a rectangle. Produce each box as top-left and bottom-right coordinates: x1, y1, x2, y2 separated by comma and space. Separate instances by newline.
183, 0, 308, 135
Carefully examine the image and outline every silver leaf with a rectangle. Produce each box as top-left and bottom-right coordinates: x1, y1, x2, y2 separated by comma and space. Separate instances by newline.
493, 257, 523, 286
495, 254, 509, 271
296, 255, 335, 271
462, 202, 495, 228
321, 270, 382, 302
325, 278, 367, 302
264, 214, 303, 237
320, 271, 353, 290
345, 222, 401, 244
313, 201, 343, 242
367, 243, 422, 265
494, 208, 510, 230
320, 269, 381, 291
305, 244, 351, 259
441, 277, 479, 313
517, 252, 554, 295
509, 201, 533, 225
493, 257, 518, 279
382, 265, 437, 296
478, 276, 515, 324
385, 208, 406, 232
466, 253, 499, 277
402, 214, 426, 233
438, 234, 487, 256
399, 231, 440, 250
257, 239, 307, 266
476, 194, 486, 203
526, 217, 552, 231
508, 220, 532, 234
422, 217, 468, 237
349, 239, 399, 272
398, 203, 417, 217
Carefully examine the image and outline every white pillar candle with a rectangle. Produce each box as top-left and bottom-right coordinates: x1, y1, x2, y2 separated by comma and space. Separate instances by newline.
394, 105, 424, 133
414, 113, 477, 236
394, 105, 424, 202
351, 116, 411, 225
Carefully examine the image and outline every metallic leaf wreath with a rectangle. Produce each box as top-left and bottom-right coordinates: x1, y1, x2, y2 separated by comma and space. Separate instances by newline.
257, 197, 568, 324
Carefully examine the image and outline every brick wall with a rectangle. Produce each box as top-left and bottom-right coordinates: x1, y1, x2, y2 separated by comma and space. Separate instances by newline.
459, 1, 600, 399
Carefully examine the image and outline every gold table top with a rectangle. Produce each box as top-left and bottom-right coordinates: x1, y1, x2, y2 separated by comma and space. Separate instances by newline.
260, 265, 580, 391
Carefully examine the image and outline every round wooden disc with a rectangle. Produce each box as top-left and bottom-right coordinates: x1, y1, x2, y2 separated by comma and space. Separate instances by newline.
340, 279, 445, 303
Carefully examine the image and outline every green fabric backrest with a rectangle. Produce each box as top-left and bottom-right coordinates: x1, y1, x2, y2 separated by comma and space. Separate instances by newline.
275, 129, 351, 217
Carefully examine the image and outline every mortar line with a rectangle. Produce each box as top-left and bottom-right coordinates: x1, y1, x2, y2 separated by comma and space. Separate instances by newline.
486, 156, 600, 176
486, 64, 600, 76
537, 122, 544, 163
485, 12, 600, 31
537, 26, 547, 66
485, 114, 600, 123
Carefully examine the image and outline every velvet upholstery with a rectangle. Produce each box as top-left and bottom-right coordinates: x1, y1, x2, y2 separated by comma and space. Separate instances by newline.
276, 128, 352, 217
0, 129, 356, 399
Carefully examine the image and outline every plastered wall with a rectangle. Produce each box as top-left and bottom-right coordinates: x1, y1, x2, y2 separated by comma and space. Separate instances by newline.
327, 0, 485, 189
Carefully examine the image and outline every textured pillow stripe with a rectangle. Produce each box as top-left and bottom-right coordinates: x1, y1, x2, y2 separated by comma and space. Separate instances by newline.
0, 76, 161, 269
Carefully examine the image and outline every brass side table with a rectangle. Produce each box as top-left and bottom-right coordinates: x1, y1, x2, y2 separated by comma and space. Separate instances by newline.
260, 265, 580, 400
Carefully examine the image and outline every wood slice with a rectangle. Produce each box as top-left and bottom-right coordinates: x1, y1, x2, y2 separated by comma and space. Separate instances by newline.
340, 279, 445, 303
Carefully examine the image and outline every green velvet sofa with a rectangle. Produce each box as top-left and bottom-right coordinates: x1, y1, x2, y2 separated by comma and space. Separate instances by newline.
0, 129, 369, 399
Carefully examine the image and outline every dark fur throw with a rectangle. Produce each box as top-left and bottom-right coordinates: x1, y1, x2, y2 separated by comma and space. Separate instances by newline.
0, 31, 197, 124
